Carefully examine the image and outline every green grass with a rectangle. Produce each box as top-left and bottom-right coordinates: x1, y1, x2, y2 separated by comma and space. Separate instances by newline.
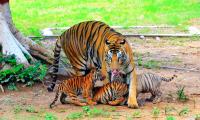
10, 0, 200, 36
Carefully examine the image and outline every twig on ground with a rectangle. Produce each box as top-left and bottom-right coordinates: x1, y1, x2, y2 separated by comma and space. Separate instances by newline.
0, 84, 4, 93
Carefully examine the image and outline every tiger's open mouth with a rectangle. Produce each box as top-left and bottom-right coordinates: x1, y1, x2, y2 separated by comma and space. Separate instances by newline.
111, 69, 126, 82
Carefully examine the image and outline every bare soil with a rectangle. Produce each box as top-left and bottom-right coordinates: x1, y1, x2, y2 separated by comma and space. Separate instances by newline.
0, 37, 200, 120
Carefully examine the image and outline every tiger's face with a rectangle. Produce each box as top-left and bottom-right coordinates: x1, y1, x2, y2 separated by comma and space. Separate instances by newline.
91, 68, 106, 83
104, 34, 129, 82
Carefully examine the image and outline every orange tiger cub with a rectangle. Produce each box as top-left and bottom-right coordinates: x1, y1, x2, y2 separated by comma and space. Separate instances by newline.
49, 68, 104, 108
93, 81, 128, 106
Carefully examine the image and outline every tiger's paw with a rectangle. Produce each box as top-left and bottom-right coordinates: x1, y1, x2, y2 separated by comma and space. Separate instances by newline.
108, 101, 118, 106
88, 101, 97, 106
127, 98, 139, 109
79, 103, 87, 106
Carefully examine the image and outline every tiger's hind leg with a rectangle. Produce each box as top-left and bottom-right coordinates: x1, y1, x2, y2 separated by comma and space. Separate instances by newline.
49, 91, 59, 108
60, 93, 68, 104
67, 97, 87, 106
152, 90, 162, 104
108, 97, 125, 106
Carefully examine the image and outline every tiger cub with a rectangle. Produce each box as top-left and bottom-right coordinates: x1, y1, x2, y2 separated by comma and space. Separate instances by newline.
49, 68, 104, 108
93, 73, 177, 105
93, 81, 128, 106
137, 72, 177, 103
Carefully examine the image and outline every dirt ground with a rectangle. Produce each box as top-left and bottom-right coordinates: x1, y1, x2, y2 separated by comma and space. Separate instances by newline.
0, 37, 200, 120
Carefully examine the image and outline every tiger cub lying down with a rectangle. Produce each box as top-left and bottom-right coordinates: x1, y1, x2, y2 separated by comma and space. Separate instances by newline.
49, 68, 104, 108
93, 72, 177, 105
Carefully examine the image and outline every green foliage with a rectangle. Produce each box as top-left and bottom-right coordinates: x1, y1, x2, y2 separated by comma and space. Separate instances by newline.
137, 55, 143, 66
176, 86, 188, 102
178, 107, 189, 116
0, 54, 17, 65
166, 116, 176, 120
82, 106, 90, 113
132, 110, 142, 118
26, 105, 37, 113
195, 114, 200, 120
66, 112, 83, 120
0, 54, 47, 90
110, 107, 117, 112
10, 0, 200, 36
14, 105, 23, 114
44, 113, 58, 120
143, 60, 159, 69
7, 82, 18, 91
66, 106, 109, 119
152, 107, 160, 118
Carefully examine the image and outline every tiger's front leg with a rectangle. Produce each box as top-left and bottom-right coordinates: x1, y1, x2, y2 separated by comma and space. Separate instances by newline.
101, 60, 110, 84
83, 88, 97, 105
127, 68, 139, 108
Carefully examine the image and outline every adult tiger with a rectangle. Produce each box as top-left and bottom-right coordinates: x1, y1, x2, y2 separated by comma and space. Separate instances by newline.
47, 21, 138, 108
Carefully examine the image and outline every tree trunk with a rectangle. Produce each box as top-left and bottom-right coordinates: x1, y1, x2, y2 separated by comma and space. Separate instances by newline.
0, 1, 53, 65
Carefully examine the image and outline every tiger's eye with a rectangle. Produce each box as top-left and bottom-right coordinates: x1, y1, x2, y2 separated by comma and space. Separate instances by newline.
119, 39, 126, 44
105, 39, 111, 45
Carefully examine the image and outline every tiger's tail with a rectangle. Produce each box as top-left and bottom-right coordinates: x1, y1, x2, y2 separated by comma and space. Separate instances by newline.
161, 74, 177, 82
47, 37, 62, 92
49, 91, 59, 108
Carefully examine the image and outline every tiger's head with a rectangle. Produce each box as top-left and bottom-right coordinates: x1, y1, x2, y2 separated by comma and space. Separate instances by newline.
90, 68, 106, 83
104, 29, 131, 82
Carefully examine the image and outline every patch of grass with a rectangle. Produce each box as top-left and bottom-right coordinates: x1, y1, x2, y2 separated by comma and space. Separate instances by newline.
10, 0, 200, 36
132, 110, 142, 118
66, 112, 84, 120
166, 116, 176, 120
13, 105, 23, 114
176, 86, 188, 102
26, 105, 37, 113
143, 60, 160, 69
44, 113, 58, 120
152, 107, 160, 118
195, 114, 200, 120
178, 107, 189, 116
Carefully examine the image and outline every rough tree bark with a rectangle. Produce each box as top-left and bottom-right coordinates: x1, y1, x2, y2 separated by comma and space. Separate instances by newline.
0, 0, 53, 65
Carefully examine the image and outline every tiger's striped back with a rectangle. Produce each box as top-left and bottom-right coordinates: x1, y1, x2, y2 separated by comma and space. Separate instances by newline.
137, 73, 177, 94
93, 81, 128, 105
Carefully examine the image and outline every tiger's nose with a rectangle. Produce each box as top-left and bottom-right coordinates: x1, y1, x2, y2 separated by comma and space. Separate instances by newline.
112, 69, 120, 76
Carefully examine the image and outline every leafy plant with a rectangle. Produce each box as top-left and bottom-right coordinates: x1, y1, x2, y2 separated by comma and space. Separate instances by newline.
132, 110, 142, 118
166, 116, 176, 120
176, 86, 188, 102
66, 112, 83, 120
26, 105, 37, 113
152, 107, 160, 118
110, 107, 117, 112
137, 55, 143, 66
178, 107, 189, 116
13, 105, 23, 114
195, 114, 200, 120
0, 54, 47, 90
87, 107, 104, 117
7, 82, 18, 91
44, 113, 57, 120
82, 106, 90, 113
144, 60, 159, 69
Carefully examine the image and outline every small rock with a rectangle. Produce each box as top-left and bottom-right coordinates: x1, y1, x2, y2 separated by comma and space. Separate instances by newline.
139, 35, 145, 39
155, 36, 160, 41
